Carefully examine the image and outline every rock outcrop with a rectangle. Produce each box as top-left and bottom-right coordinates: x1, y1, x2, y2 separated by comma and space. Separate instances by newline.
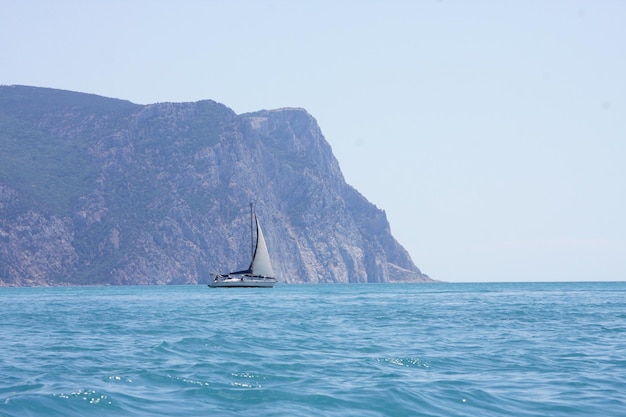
0, 85, 432, 285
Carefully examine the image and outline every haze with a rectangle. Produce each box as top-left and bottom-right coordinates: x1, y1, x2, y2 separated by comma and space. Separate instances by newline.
2, 0, 624, 282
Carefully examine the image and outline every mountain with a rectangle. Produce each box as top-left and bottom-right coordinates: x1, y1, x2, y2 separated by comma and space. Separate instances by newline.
0, 85, 432, 286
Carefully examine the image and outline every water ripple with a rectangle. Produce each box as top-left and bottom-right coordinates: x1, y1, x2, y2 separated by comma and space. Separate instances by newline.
1, 283, 626, 416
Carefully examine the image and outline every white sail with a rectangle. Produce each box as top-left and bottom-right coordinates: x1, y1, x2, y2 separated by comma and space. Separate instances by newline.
209, 205, 276, 288
251, 217, 274, 278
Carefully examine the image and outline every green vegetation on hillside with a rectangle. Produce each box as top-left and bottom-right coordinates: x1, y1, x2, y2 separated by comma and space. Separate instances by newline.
0, 114, 97, 216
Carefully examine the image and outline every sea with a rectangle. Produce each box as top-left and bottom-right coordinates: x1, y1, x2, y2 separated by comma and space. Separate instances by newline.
1, 282, 625, 417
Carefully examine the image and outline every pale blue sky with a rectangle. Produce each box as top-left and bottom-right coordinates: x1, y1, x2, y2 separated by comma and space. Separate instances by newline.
2, 0, 625, 282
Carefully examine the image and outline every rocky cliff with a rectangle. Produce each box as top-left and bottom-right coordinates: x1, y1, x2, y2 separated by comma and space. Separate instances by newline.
0, 85, 432, 286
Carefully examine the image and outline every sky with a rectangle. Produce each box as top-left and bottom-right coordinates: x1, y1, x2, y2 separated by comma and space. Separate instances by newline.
2, 0, 625, 282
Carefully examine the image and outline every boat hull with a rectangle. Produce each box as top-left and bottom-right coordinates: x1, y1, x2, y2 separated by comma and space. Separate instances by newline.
208, 276, 276, 288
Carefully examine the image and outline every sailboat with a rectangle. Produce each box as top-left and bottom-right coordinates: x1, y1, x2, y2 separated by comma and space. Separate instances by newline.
209, 204, 277, 288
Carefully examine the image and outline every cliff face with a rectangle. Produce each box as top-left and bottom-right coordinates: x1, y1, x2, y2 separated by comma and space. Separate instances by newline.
0, 85, 431, 286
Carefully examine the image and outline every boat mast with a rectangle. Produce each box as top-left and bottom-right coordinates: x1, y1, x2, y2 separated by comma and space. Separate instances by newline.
250, 202, 254, 260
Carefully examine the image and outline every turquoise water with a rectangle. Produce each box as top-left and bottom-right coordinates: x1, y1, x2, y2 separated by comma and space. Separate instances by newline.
1, 282, 625, 416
